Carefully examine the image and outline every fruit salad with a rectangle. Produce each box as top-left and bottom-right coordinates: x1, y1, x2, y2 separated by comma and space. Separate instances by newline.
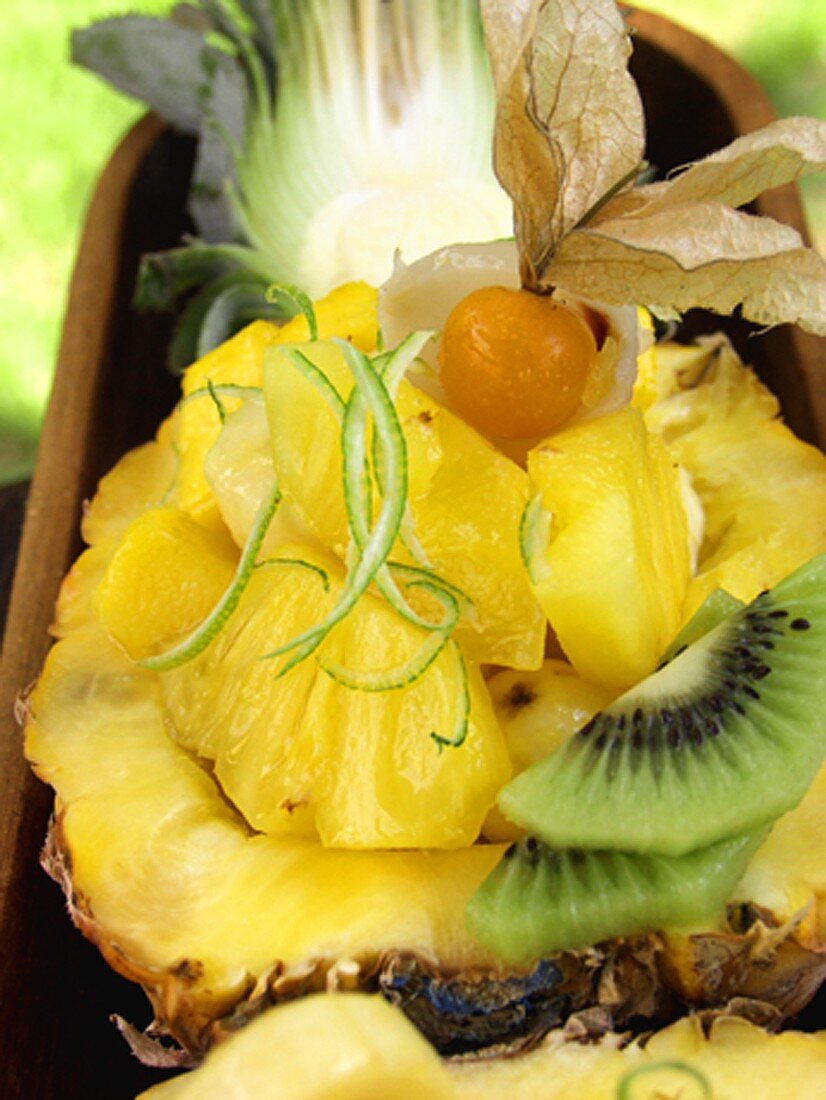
21, 0, 826, 1097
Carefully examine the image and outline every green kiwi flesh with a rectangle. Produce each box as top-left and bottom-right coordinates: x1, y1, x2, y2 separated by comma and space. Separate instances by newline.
658, 588, 743, 665
498, 553, 826, 857
466, 830, 765, 963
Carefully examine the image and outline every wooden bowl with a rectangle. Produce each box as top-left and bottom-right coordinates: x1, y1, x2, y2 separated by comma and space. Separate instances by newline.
0, 10, 823, 1098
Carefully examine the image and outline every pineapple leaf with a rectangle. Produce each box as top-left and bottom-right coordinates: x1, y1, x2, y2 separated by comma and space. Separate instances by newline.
71, 16, 233, 134
134, 242, 268, 312
195, 278, 282, 359
190, 60, 249, 242
165, 270, 284, 374
241, 0, 277, 63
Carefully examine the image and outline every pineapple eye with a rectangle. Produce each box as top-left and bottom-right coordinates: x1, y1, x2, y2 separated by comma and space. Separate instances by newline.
438, 286, 598, 440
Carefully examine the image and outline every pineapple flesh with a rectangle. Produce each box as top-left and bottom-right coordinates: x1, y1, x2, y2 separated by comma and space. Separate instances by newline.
22, 284, 826, 1075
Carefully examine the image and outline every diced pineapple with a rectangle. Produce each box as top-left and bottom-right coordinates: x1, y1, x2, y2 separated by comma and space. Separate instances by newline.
94, 507, 238, 660
487, 660, 616, 777
644, 342, 826, 618
160, 551, 510, 849
172, 283, 379, 533
632, 339, 717, 412
81, 438, 178, 546
483, 660, 616, 842
263, 339, 545, 669
527, 407, 691, 689
202, 394, 318, 554
137, 994, 456, 1100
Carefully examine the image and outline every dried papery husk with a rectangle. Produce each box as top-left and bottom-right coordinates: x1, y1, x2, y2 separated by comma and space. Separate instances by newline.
481, 0, 826, 332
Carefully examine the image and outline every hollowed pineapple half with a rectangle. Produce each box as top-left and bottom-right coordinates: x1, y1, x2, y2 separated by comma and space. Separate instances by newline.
23, 286, 826, 1073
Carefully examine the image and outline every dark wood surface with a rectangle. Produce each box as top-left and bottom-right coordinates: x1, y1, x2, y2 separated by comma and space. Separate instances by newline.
0, 11, 824, 1099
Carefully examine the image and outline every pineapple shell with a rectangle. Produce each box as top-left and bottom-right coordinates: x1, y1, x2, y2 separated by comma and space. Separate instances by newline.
23, 356, 826, 1063
23, 618, 826, 1058
22, 291, 826, 1067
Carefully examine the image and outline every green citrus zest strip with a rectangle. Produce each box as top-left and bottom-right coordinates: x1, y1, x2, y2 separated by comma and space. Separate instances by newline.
180, 382, 263, 408
139, 481, 282, 671
206, 377, 227, 423
616, 1060, 713, 1100
264, 282, 319, 340
431, 641, 470, 751
341, 332, 449, 631
255, 556, 331, 592
317, 578, 458, 692
519, 491, 552, 583
259, 339, 414, 670
278, 347, 346, 415
371, 348, 433, 568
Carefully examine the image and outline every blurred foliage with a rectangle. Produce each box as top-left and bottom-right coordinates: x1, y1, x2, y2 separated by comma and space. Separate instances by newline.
0, 0, 823, 486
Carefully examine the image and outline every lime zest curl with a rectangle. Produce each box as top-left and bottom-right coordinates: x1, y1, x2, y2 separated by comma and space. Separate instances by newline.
616, 1060, 714, 1100
265, 282, 319, 340
139, 481, 282, 671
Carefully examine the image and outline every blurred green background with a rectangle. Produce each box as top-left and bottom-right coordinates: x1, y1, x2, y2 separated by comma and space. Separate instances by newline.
0, 0, 824, 487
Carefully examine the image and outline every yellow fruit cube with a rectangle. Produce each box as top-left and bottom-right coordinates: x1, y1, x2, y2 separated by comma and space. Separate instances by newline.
528, 407, 691, 689
161, 553, 510, 849
94, 507, 238, 660
173, 283, 379, 532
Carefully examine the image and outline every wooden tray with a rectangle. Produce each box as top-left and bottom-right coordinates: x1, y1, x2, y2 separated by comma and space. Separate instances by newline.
1, 10, 824, 1098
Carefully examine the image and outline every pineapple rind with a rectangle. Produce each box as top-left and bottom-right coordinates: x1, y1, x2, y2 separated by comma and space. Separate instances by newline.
25, 626, 507, 1040
22, 327, 826, 1059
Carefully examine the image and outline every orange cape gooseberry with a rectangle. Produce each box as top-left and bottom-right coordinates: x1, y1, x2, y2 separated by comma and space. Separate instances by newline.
438, 285, 598, 440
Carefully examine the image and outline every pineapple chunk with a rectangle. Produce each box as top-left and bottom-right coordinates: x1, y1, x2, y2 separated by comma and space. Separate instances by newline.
263, 339, 545, 669
94, 507, 238, 660
160, 552, 510, 849
138, 994, 456, 1099
527, 407, 691, 689
645, 342, 826, 618
202, 394, 317, 554
81, 438, 178, 547
172, 283, 378, 533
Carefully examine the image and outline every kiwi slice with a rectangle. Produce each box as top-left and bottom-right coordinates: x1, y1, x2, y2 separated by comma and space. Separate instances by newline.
466, 830, 764, 963
659, 588, 743, 665
498, 553, 826, 857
